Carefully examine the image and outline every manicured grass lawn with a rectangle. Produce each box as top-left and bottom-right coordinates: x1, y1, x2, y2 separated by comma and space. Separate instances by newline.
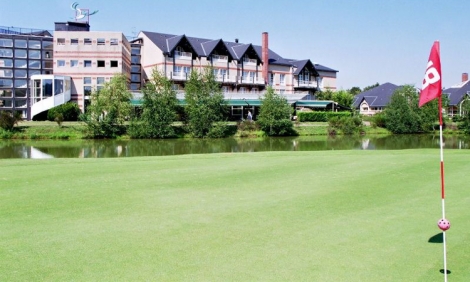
1, 150, 469, 281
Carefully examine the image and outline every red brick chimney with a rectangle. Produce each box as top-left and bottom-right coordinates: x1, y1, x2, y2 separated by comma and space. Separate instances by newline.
463, 73, 468, 82
262, 32, 269, 85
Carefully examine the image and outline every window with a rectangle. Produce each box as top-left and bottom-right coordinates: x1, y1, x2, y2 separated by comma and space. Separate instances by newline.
15, 59, 27, 68
84, 60, 92, 67
239, 87, 246, 93
70, 60, 79, 67
14, 39, 27, 48
14, 70, 27, 78
29, 40, 41, 49
84, 86, 92, 96
97, 77, 105, 85
15, 100, 27, 108
269, 73, 274, 85
15, 49, 27, 58
131, 65, 140, 73
251, 88, 259, 93
110, 38, 118, 45
15, 89, 27, 98
29, 50, 41, 59
43, 61, 53, 69
222, 86, 230, 93
0, 69, 13, 78
44, 51, 51, 58
110, 60, 118, 67
0, 89, 13, 97
0, 99, 12, 107
71, 38, 79, 45
97, 38, 105, 45
57, 38, 65, 45
0, 79, 13, 87
29, 60, 40, 69
131, 47, 140, 55
0, 58, 13, 67
130, 83, 140, 90
83, 77, 92, 84
42, 41, 53, 49
280, 74, 286, 85
97, 60, 105, 67
131, 74, 140, 82
183, 66, 191, 74
84, 38, 92, 45
57, 60, 66, 67
0, 48, 13, 57
131, 56, 140, 64
0, 38, 13, 47
15, 80, 27, 88
29, 70, 40, 76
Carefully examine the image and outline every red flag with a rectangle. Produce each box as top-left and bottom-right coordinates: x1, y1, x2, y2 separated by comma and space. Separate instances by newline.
419, 41, 441, 107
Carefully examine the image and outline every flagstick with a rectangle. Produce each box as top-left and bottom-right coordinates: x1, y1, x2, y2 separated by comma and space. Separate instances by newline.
438, 95, 448, 282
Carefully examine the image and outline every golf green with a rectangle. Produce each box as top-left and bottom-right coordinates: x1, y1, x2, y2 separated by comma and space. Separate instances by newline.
1, 150, 469, 281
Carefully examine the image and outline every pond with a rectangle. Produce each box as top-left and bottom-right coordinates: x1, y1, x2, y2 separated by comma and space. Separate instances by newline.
1, 135, 469, 159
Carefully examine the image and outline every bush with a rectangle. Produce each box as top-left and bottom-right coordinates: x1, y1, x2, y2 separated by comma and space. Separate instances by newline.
372, 112, 387, 128
47, 102, 81, 121
0, 111, 22, 131
328, 115, 363, 135
297, 111, 351, 122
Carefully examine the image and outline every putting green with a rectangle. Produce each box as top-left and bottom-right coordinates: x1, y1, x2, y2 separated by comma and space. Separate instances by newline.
1, 150, 469, 281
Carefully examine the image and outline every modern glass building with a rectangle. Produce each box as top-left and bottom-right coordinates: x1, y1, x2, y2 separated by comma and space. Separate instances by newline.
0, 26, 54, 120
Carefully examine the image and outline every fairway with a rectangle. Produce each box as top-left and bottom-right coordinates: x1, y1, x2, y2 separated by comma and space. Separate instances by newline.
1, 150, 469, 281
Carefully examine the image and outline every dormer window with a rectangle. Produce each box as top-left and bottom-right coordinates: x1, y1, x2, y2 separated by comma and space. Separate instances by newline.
175, 47, 191, 60
243, 56, 256, 65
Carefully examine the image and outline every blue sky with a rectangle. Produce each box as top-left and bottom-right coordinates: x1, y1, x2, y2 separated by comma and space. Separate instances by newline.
1, 0, 469, 90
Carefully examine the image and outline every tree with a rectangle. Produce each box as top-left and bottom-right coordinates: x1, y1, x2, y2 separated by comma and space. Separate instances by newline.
332, 90, 354, 108
184, 67, 228, 138
363, 83, 380, 92
383, 85, 439, 134
129, 69, 178, 138
315, 89, 334, 101
348, 86, 362, 96
81, 74, 132, 138
257, 86, 294, 136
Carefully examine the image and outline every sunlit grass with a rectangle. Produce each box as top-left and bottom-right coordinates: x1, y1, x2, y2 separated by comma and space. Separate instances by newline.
1, 150, 469, 281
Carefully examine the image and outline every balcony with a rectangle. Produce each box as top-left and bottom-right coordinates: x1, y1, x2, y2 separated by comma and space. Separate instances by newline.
243, 58, 257, 65
213, 54, 228, 62
168, 71, 189, 81
295, 79, 318, 88
175, 51, 192, 60
214, 74, 236, 83
239, 75, 265, 85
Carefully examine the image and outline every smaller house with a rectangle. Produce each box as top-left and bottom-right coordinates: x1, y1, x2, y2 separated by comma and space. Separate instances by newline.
443, 73, 470, 117
352, 83, 400, 115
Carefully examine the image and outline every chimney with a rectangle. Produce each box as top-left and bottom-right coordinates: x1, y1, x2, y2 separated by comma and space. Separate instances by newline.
235, 38, 239, 43
262, 32, 269, 85
463, 73, 469, 82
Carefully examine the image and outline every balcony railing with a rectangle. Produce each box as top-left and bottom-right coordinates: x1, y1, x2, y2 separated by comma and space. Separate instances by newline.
240, 75, 265, 85
214, 74, 236, 83
243, 58, 257, 65
174, 51, 192, 60
295, 79, 318, 88
213, 55, 228, 62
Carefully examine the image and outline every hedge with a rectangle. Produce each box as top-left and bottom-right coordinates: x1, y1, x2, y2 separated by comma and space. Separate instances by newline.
297, 111, 352, 122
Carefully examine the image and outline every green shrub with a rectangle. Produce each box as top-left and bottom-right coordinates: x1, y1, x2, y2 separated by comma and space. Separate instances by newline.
328, 115, 363, 135
372, 112, 387, 128
48, 102, 81, 121
0, 111, 22, 131
297, 111, 351, 122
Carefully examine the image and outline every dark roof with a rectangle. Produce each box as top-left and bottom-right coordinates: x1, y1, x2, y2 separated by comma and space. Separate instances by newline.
443, 80, 470, 106
140, 30, 335, 74
314, 64, 338, 73
352, 82, 400, 108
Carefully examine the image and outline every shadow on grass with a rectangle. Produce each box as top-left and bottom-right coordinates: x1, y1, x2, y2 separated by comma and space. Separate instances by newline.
440, 269, 451, 274
428, 232, 443, 243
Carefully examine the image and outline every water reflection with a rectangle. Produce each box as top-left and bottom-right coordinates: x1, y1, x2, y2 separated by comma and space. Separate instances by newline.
0, 135, 469, 159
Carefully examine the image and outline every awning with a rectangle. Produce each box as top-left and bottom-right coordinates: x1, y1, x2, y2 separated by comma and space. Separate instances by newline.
295, 101, 334, 108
